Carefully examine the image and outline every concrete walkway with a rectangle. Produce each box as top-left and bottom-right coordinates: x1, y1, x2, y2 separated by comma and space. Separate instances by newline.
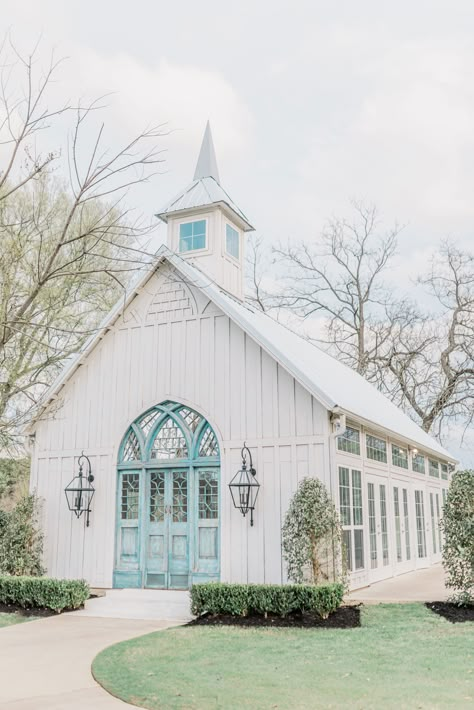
347, 564, 448, 603
0, 596, 187, 710
75, 588, 193, 621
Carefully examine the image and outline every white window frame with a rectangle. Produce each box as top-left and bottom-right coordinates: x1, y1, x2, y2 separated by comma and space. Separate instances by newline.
366, 433, 387, 464
412, 453, 426, 475
338, 466, 365, 572
178, 218, 208, 254
337, 425, 361, 456
392, 443, 408, 469
225, 223, 240, 260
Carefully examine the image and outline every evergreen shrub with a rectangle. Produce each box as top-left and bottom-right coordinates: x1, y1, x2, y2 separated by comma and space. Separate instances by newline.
190, 582, 344, 619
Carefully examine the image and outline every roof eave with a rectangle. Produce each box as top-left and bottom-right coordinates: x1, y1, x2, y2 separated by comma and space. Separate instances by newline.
155, 201, 254, 232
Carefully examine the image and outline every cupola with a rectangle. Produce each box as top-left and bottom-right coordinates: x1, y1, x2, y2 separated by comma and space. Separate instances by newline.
156, 122, 254, 300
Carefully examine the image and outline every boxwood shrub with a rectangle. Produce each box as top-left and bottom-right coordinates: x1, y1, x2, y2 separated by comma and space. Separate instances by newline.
190, 582, 344, 619
0, 575, 89, 612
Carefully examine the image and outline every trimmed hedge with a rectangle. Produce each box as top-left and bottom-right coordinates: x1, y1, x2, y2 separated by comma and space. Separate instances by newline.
0, 575, 89, 613
190, 582, 344, 619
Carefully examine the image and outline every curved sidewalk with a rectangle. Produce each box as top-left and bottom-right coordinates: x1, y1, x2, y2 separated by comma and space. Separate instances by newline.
0, 613, 177, 709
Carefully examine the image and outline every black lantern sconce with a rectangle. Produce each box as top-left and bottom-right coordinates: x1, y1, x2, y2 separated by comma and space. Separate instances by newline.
64, 452, 95, 527
228, 443, 260, 526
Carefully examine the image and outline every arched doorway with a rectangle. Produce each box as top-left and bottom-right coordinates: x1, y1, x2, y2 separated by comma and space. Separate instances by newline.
113, 401, 220, 589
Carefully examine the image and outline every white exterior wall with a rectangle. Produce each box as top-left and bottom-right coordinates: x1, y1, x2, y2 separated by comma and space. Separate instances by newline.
30, 263, 330, 587
334, 421, 450, 589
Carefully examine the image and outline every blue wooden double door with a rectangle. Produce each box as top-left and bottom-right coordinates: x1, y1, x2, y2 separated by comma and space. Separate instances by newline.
114, 402, 220, 589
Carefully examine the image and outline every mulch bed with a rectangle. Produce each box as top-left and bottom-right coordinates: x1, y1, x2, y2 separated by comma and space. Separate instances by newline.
188, 605, 361, 629
0, 602, 56, 618
426, 602, 474, 624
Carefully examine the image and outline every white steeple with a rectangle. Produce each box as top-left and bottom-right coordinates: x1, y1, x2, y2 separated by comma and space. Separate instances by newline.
193, 121, 220, 183
156, 123, 254, 301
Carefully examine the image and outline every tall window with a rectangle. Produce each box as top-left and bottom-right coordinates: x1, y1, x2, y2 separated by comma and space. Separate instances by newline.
412, 453, 426, 474
393, 487, 402, 562
367, 483, 377, 569
179, 220, 206, 252
428, 459, 440, 478
338, 467, 364, 572
337, 426, 360, 455
380, 484, 389, 565
402, 488, 411, 560
225, 224, 239, 259
429, 492, 437, 554
366, 434, 387, 463
392, 444, 408, 469
414, 490, 427, 558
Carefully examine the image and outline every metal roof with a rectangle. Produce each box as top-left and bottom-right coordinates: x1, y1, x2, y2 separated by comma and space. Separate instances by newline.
28, 246, 455, 462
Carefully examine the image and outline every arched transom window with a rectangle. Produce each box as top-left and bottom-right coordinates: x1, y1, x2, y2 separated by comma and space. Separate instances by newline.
119, 402, 219, 464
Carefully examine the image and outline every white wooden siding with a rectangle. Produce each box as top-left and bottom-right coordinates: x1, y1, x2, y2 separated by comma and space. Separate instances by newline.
32, 263, 329, 587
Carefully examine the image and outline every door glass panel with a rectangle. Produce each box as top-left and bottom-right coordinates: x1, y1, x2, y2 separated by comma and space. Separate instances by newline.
338, 467, 351, 525
121, 473, 140, 519
150, 472, 165, 522
199, 471, 219, 519
354, 529, 364, 570
430, 492, 437, 554
352, 470, 363, 525
367, 482, 377, 569
343, 529, 353, 571
380, 485, 389, 566
393, 487, 402, 563
435, 494, 442, 551
172, 472, 188, 522
402, 489, 411, 560
415, 490, 427, 558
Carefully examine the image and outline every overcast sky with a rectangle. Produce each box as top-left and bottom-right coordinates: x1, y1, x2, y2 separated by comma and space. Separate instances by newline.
3, 1, 474, 461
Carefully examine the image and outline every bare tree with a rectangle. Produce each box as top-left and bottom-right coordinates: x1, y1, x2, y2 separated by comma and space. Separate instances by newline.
0, 38, 166, 448
272, 202, 404, 377
382, 243, 474, 434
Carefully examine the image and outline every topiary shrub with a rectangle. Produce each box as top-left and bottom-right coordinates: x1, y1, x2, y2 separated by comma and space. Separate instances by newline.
0, 493, 45, 576
282, 477, 345, 586
441, 470, 474, 605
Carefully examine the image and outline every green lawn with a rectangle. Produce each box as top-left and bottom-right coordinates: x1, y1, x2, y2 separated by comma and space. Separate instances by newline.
0, 612, 31, 628
92, 604, 474, 710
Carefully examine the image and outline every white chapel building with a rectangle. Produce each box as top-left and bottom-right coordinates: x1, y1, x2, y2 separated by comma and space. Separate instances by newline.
28, 124, 454, 591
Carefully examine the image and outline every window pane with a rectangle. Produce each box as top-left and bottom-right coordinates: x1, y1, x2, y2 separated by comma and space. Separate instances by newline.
354, 530, 364, 570
338, 467, 351, 525
415, 490, 427, 558
380, 485, 389, 565
440, 463, 449, 480
367, 483, 377, 569
429, 492, 437, 554
412, 454, 425, 474
151, 418, 188, 459
366, 434, 387, 463
121, 429, 141, 462
352, 470, 363, 525
403, 488, 411, 560
150, 471, 165, 522
392, 445, 408, 469
226, 224, 239, 259
429, 459, 440, 478
199, 470, 219, 519
343, 529, 353, 571
179, 220, 206, 252
172, 472, 188, 522
337, 426, 360, 455
121, 473, 140, 520
393, 487, 402, 562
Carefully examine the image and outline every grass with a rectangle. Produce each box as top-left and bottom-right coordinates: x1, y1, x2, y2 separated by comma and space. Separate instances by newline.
92, 604, 474, 710
0, 612, 31, 628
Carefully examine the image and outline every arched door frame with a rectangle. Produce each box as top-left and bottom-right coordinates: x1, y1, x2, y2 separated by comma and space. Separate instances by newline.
114, 400, 221, 589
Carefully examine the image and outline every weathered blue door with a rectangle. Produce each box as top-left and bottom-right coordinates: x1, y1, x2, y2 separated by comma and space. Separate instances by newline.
114, 402, 220, 589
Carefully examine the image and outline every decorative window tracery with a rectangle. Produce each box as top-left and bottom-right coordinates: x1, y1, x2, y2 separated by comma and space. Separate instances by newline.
139, 410, 162, 436
179, 408, 202, 432
122, 430, 141, 462
199, 425, 219, 457
151, 418, 188, 460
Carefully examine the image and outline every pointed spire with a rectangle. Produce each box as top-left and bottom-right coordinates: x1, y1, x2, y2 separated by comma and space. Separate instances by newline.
193, 121, 220, 183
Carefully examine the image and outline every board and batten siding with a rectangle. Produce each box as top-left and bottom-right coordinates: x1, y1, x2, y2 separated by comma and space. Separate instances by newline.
30, 264, 330, 587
